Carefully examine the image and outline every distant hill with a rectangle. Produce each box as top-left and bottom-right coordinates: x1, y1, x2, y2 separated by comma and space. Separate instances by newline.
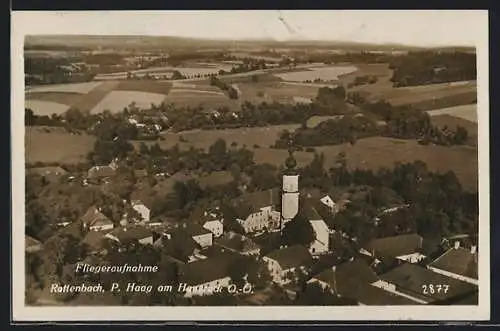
24, 35, 476, 53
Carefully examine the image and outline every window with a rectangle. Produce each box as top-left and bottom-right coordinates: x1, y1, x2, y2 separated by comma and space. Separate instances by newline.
312, 248, 316, 253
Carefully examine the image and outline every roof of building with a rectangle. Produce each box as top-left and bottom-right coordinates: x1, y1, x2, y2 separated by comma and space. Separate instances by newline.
185, 223, 212, 237
27, 166, 68, 177
81, 207, 114, 228
107, 226, 152, 244
232, 188, 280, 219
87, 165, 116, 179
311, 258, 378, 295
25, 235, 42, 249
180, 254, 239, 285
428, 247, 478, 280
300, 200, 323, 221
265, 245, 313, 270
81, 230, 110, 251
379, 263, 477, 302
216, 232, 260, 253
364, 234, 423, 258
352, 284, 419, 305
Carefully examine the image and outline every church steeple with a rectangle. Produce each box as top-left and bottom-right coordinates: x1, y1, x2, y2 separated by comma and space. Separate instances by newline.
281, 143, 299, 230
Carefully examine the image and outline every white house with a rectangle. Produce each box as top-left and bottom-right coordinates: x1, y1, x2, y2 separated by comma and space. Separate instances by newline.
263, 245, 313, 284
203, 219, 224, 238
131, 200, 151, 223
309, 219, 330, 255
233, 188, 280, 233
186, 224, 213, 248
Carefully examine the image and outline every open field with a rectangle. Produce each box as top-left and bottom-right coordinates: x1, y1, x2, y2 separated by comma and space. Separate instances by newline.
339, 63, 393, 86
427, 104, 478, 123
26, 82, 103, 94
25, 126, 96, 164
237, 81, 320, 104
151, 124, 301, 150
25, 100, 70, 116
253, 137, 478, 192
274, 66, 358, 82
163, 92, 236, 108
90, 90, 167, 114
25, 127, 478, 192
25, 92, 81, 106
114, 80, 172, 95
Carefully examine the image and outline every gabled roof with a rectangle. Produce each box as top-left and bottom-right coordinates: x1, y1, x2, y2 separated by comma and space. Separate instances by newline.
232, 188, 279, 219
265, 245, 313, 270
180, 254, 239, 285
379, 263, 477, 302
216, 232, 260, 253
364, 234, 423, 258
300, 200, 323, 221
311, 258, 378, 295
81, 207, 113, 228
186, 223, 212, 237
352, 284, 419, 305
81, 230, 111, 252
428, 247, 478, 280
107, 226, 152, 244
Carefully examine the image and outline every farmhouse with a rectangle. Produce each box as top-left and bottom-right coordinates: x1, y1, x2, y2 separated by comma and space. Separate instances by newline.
80, 206, 114, 232
232, 188, 281, 233
105, 226, 153, 246
263, 245, 313, 284
179, 255, 235, 298
372, 263, 477, 304
25, 235, 43, 253
215, 231, 261, 256
361, 234, 425, 264
87, 159, 118, 183
427, 243, 478, 286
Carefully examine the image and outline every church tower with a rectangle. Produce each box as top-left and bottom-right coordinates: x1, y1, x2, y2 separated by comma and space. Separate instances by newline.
281, 148, 299, 230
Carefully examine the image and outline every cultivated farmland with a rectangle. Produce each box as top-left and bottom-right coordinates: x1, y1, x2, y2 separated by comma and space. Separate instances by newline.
90, 90, 167, 114
274, 66, 358, 82
427, 104, 478, 123
26, 82, 103, 94
114, 80, 173, 95
24, 100, 70, 116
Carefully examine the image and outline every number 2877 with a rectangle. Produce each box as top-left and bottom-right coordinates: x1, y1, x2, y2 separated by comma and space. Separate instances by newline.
422, 284, 449, 294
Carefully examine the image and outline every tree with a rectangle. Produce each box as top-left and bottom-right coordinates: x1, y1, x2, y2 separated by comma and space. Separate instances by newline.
282, 214, 315, 247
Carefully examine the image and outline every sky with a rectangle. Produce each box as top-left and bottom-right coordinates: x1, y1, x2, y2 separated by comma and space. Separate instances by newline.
13, 10, 488, 47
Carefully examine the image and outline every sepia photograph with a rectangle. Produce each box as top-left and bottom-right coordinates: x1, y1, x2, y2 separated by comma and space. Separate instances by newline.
12, 10, 489, 321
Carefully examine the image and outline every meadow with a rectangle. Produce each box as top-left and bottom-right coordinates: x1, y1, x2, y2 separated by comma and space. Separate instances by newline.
25, 126, 96, 164
25, 126, 478, 192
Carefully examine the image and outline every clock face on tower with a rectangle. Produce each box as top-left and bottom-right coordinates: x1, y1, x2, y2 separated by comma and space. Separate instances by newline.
283, 175, 298, 192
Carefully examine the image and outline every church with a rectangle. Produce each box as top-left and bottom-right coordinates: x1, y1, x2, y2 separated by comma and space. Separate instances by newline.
279, 149, 330, 256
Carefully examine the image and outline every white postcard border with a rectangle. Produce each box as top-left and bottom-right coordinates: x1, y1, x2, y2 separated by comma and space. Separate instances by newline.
11, 10, 490, 322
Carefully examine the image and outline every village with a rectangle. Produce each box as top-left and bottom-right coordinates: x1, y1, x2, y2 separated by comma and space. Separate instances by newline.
25, 144, 479, 306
